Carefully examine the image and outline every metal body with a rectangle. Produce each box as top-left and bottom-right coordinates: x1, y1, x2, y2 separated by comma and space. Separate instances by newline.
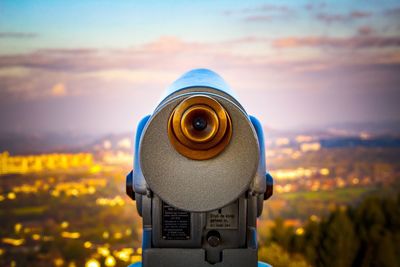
129, 261, 272, 267
126, 69, 273, 267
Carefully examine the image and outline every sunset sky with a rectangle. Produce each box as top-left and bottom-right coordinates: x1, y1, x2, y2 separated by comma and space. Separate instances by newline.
0, 0, 399, 135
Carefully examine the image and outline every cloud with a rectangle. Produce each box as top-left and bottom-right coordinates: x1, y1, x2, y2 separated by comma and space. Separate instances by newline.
227, 4, 291, 15
244, 15, 273, 22
0, 32, 38, 39
0, 34, 399, 104
272, 36, 400, 49
358, 26, 374, 36
0, 37, 240, 75
350, 11, 372, 18
384, 6, 400, 16
244, 5, 292, 22
304, 3, 326, 11
137, 36, 208, 54
0, 35, 399, 134
0, 49, 107, 72
1, 35, 399, 77
316, 11, 372, 23
225, 4, 293, 22
50, 83, 67, 97
0, 37, 219, 73
257, 4, 290, 13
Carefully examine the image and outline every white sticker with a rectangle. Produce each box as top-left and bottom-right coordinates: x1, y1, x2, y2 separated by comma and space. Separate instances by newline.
206, 202, 238, 229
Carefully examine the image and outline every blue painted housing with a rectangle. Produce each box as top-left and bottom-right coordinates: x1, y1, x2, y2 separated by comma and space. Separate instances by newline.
164, 68, 237, 100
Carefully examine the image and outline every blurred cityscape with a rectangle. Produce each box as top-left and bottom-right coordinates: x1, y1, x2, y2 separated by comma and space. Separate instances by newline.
0, 124, 399, 267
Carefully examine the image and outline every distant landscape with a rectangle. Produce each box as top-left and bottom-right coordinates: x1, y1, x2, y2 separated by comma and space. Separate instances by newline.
1, 123, 399, 267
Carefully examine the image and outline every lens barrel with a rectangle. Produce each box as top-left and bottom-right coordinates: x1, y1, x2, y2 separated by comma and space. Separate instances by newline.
168, 95, 232, 160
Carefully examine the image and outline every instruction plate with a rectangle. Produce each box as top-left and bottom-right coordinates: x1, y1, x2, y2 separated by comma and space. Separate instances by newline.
206, 201, 238, 229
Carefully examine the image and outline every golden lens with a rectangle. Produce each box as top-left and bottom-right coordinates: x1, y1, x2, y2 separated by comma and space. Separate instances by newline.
180, 105, 219, 143
168, 95, 232, 160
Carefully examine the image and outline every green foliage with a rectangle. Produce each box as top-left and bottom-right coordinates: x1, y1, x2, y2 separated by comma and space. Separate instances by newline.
352, 195, 400, 267
62, 240, 86, 262
317, 210, 358, 267
268, 193, 400, 267
258, 243, 309, 267
281, 187, 373, 202
270, 218, 294, 250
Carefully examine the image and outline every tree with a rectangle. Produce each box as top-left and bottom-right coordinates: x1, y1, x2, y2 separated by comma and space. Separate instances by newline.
352, 196, 400, 267
317, 210, 359, 267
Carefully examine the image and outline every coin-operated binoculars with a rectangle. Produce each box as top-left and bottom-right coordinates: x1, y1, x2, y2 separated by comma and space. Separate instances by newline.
126, 69, 273, 267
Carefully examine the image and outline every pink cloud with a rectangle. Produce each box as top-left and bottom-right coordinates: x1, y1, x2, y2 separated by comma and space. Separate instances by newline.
0, 34, 399, 102
272, 36, 400, 49
350, 11, 371, 18
50, 83, 67, 97
358, 26, 374, 36
137, 36, 207, 54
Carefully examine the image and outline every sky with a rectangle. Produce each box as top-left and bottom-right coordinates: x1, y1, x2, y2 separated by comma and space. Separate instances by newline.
0, 0, 399, 135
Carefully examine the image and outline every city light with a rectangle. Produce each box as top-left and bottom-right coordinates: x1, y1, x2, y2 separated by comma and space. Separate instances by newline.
2, 238, 24, 246
96, 196, 125, 207
54, 258, 64, 267
275, 138, 290, 146
32, 234, 41, 241
114, 248, 134, 262
0, 152, 95, 175
102, 231, 110, 239
113, 232, 122, 239
104, 255, 116, 267
310, 215, 320, 222
97, 246, 110, 257
300, 142, 321, 152
61, 232, 80, 239
320, 168, 330, 176
85, 259, 100, 267
14, 223, 22, 233
295, 228, 305, 236
84, 241, 92, 249
131, 255, 142, 263
295, 135, 313, 143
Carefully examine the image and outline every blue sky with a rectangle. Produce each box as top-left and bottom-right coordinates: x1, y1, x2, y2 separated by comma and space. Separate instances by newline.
0, 0, 399, 134
1, 0, 397, 51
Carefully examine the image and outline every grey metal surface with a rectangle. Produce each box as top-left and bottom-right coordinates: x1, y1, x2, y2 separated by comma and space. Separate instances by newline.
127, 69, 273, 267
249, 116, 267, 195
149, 195, 249, 262
142, 248, 258, 267
129, 262, 272, 267
140, 92, 259, 212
